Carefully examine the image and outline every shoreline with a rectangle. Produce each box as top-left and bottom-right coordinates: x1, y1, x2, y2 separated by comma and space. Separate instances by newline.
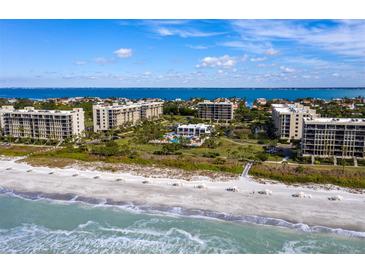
1, 157, 365, 233
1, 187, 365, 239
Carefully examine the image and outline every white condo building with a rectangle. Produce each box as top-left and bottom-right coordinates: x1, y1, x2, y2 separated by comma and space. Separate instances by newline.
93, 101, 163, 132
176, 124, 213, 137
272, 103, 318, 140
0, 106, 84, 140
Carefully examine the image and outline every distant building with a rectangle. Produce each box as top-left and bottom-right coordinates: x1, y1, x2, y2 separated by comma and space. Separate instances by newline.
197, 100, 236, 121
93, 101, 163, 132
272, 103, 318, 140
255, 98, 267, 105
176, 124, 213, 137
301, 117, 365, 159
0, 106, 84, 140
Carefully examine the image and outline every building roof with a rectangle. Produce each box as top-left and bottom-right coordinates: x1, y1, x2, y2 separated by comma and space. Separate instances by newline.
198, 100, 233, 105
304, 117, 365, 125
0, 106, 80, 115
177, 124, 211, 129
272, 103, 314, 114
93, 101, 163, 110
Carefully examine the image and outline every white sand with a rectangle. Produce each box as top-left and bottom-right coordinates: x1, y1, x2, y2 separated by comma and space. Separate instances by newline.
1, 157, 365, 232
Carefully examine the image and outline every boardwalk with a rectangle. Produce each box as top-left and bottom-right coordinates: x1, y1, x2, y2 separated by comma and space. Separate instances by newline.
241, 162, 253, 178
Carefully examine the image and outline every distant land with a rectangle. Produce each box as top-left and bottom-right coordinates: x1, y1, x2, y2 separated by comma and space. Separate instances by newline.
1, 87, 365, 104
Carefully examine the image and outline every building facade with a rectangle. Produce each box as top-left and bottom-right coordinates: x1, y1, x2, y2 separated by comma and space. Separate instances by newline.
93, 101, 163, 132
197, 101, 235, 121
301, 118, 365, 159
176, 124, 213, 137
272, 103, 318, 140
0, 106, 84, 140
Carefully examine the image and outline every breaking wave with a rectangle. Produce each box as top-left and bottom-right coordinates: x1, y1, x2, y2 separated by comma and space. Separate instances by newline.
1, 187, 364, 240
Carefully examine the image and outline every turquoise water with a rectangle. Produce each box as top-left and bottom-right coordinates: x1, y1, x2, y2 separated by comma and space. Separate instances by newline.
0, 194, 364, 254
0, 88, 364, 104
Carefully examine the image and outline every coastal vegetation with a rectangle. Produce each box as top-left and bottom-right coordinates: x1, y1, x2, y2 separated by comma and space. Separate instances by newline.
0, 144, 46, 156
249, 162, 365, 189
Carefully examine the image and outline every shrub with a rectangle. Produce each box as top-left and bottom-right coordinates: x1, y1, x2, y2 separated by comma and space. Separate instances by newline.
256, 152, 268, 162
202, 151, 220, 158
153, 143, 182, 155
203, 138, 219, 149
90, 141, 135, 157
213, 157, 226, 165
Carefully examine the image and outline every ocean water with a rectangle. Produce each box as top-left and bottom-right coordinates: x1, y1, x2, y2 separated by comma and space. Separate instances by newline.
0, 194, 364, 254
0, 88, 365, 104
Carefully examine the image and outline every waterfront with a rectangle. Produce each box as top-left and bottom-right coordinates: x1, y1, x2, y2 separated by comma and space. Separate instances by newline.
1, 194, 365, 254
1, 88, 365, 104
1, 157, 365, 254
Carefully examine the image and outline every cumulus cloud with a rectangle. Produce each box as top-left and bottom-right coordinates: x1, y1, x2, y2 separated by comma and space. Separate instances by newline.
196, 55, 237, 68
114, 48, 133, 58
280, 66, 296, 73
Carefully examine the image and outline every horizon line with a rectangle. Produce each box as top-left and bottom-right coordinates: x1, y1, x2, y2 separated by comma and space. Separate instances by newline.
1, 87, 365, 89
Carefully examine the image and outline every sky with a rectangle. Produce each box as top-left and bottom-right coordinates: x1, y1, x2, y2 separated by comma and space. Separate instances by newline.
0, 19, 364, 88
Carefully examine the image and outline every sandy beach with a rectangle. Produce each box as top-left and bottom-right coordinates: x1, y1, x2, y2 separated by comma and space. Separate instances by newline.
1, 157, 365, 233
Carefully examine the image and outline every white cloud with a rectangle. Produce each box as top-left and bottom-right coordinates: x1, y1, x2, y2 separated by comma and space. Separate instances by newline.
221, 41, 272, 55
265, 48, 279, 55
114, 48, 133, 58
250, 57, 266, 62
142, 20, 225, 39
332, 73, 340, 77
142, 20, 188, 26
156, 28, 174, 36
257, 63, 275, 68
196, 55, 237, 68
231, 20, 365, 57
156, 27, 224, 38
187, 44, 209, 50
94, 57, 115, 65
280, 66, 296, 73
73, 60, 87, 65
284, 57, 330, 67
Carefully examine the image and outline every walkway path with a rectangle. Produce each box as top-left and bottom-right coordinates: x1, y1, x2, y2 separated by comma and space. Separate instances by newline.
241, 162, 253, 178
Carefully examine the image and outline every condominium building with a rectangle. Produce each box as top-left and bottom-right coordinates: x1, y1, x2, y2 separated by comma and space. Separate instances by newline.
176, 124, 213, 137
0, 106, 84, 140
93, 101, 163, 132
197, 100, 236, 121
272, 103, 318, 140
301, 117, 365, 159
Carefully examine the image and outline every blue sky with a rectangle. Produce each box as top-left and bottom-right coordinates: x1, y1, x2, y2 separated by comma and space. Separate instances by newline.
0, 19, 364, 87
